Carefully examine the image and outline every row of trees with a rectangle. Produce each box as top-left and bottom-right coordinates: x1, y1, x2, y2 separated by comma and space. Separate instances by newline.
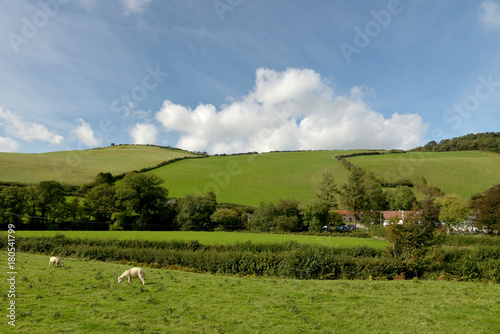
1, 166, 499, 232
414, 132, 500, 153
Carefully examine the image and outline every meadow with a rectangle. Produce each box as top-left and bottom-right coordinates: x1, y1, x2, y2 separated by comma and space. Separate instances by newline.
350, 151, 500, 198
15, 230, 389, 249
0, 145, 198, 186
2, 251, 499, 333
146, 150, 370, 206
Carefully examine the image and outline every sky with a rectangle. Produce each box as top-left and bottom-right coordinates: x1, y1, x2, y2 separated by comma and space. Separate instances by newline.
0, 0, 499, 154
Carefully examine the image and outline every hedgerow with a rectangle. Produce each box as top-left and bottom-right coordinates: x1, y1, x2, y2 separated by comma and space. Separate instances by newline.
2, 235, 498, 282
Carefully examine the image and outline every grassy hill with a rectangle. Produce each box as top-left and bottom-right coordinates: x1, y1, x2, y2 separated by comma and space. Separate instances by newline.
348, 151, 500, 199
0, 145, 199, 186
1, 145, 499, 206
145, 150, 364, 206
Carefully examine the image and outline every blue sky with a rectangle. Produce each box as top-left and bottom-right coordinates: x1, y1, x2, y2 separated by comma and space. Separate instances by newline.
1, 0, 499, 154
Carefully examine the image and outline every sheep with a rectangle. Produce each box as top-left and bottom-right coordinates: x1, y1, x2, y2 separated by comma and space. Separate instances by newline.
118, 268, 145, 285
49, 256, 64, 267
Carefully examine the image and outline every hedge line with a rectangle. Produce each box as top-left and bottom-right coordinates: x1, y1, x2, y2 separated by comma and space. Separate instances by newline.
3, 235, 499, 282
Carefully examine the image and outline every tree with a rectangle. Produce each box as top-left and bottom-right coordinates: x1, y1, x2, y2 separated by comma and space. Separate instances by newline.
0, 186, 25, 225
94, 172, 115, 185
116, 173, 169, 230
84, 184, 117, 226
341, 166, 369, 223
302, 200, 329, 232
210, 208, 243, 230
33, 181, 66, 229
249, 202, 277, 232
387, 186, 417, 211
472, 184, 500, 232
317, 171, 340, 209
385, 216, 440, 276
176, 193, 217, 231
435, 194, 471, 229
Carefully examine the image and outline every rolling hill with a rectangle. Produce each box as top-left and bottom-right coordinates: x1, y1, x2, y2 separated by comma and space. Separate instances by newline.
1, 145, 499, 206
0, 145, 199, 186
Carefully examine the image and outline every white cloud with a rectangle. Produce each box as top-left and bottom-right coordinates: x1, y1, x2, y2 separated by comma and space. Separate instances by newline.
0, 137, 19, 152
155, 68, 429, 154
0, 107, 63, 145
479, 0, 500, 31
70, 118, 102, 147
129, 123, 158, 145
121, 0, 151, 15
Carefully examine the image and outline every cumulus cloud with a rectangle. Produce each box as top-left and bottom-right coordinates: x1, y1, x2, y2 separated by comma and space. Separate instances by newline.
70, 118, 102, 147
129, 123, 158, 145
0, 137, 19, 152
0, 107, 63, 145
155, 68, 428, 154
479, 0, 500, 31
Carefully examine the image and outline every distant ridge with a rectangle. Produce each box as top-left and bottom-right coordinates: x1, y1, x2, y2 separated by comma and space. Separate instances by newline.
412, 132, 500, 153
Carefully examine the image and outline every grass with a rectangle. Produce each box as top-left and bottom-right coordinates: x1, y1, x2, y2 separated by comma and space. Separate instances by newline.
0, 145, 198, 186
15, 230, 390, 250
145, 150, 364, 206
349, 151, 500, 198
2, 251, 499, 333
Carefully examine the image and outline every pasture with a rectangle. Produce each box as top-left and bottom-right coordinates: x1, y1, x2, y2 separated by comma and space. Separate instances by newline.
349, 151, 500, 198
15, 231, 390, 250
0, 145, 198, 186
146, 150, 364, 206
2, 251, 499, 333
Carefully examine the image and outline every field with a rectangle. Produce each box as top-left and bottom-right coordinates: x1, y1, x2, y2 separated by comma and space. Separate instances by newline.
145, 150, 367, 206
15, 230, 390, 249
0, 145, 198, 186
349, 151, 500, 199
1, 146, 499, 205
2, 251, 499, 333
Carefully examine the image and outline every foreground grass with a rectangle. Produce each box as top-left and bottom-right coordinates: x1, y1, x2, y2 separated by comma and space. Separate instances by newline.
16, 230, 389, 250
2, 252, 499, 333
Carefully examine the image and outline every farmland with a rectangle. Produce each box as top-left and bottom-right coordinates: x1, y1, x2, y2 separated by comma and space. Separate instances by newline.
0, 145, 199, 186
0, 145, 499, 206
15, 230, 389, 249
350, 151, 500, 199
2, 251, 499, 333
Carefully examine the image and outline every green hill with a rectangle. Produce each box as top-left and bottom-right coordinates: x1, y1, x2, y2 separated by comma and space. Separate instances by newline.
1, 145, 499, 206
145, 150, 363, 206
0, 145, 199, 186
347, 151, 500, 199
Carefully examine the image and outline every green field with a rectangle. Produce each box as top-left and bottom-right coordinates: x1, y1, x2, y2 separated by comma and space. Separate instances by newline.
2, 251, 499, 333
349, 151, 500, 198
0, 145, 198, 186
145, 150, 362, 206
15, 231, 390, 249
1, 146, 499, 205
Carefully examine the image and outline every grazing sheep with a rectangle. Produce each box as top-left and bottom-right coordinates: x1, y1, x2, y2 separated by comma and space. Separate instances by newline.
49, 256, 64, 267
118, 268, 145, 285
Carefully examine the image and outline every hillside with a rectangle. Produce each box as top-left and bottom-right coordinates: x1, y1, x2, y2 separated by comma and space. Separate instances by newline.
145, 150, 362, 206
0, 145, 199, 186
347, 151, 500, 199
1, 145, 499, 206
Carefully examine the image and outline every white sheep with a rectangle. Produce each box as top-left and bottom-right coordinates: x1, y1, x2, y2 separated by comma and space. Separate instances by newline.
49, 256, 64, 267
117, 268, 145, 285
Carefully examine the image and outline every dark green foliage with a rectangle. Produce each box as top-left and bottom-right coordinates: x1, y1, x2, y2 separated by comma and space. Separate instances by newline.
176, 192, 217, 231
412, 132, 500, 153
6, 234, 498, 282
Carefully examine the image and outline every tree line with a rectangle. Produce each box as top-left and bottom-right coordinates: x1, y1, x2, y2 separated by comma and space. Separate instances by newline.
1, 166, 498, 233
412, 132, 500, 153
